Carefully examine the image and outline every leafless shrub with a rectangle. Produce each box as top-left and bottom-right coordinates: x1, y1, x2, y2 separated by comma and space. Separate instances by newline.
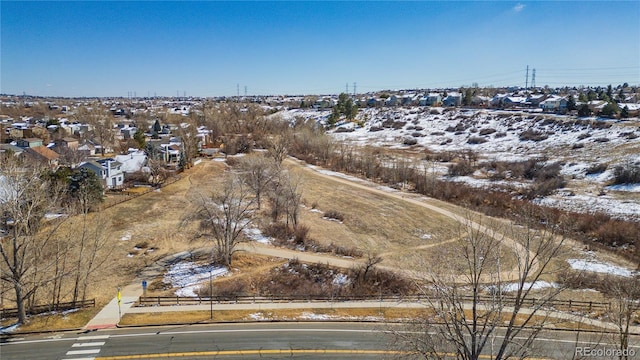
323, 210, 345, 222
293, 224, 310, 245
448, 159, 474, 176
479, 128, 496, 136
402, 137, 418, 146
586, 163, 608, 175
262, 222, 293, 242
134, 241, 149, 249
467, 136, 488, 144
519, 129, 548, 142
612, 162, 640, 185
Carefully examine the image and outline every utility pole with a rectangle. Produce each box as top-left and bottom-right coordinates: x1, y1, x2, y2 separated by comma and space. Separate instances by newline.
209, 270, 213, 320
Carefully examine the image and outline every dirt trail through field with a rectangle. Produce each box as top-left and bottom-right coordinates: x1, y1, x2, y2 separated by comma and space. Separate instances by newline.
285, 158, 538, 283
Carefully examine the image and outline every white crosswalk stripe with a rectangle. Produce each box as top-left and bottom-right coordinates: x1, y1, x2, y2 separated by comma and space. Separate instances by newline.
66, 349, 101, 355
72, 341, 106, 347
62, 334, 109, 359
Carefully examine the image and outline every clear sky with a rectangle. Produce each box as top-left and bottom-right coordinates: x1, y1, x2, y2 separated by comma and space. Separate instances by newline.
2, 1, 639, 97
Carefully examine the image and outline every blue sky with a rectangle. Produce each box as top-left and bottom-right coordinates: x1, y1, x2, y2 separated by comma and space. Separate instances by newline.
2, 1, 639, 97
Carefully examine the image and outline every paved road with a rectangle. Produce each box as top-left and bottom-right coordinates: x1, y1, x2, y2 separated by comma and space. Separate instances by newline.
2, 323, 639, 360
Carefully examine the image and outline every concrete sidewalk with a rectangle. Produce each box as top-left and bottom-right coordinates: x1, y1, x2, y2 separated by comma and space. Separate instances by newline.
84, 250, 205, 330
123, 299, 640, 334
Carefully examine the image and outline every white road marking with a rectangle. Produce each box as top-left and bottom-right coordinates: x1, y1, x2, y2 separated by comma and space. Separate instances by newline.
72, 341, 106, 347
79, 335, 110, 340
66, 349, 101, 355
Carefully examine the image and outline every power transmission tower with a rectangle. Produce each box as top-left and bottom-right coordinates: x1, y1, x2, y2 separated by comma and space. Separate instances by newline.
525, 65, 529, 90
346, 83, 349, 94
531, 69, 536, 89
237, 84, 240, 97
353, 82, 356, 96
244, 86, 247, 97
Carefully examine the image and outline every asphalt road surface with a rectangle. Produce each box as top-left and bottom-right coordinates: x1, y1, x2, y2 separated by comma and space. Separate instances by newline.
1, 322, 638, 359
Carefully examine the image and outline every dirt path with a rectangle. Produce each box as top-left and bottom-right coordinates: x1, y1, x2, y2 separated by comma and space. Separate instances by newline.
286, 159, 539, 283
237, 242, 363, 269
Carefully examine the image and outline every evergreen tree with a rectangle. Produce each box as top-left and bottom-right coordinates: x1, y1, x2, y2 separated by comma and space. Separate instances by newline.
620, 106, 629, 119
578, 104, 592, 117
153, 119, 162, 133
600, 103, 618, 118
566, 96, 576, 111
133, 129, 146, 149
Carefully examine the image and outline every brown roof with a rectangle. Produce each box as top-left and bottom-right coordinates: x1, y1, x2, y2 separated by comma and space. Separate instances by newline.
26, 145, 60, 161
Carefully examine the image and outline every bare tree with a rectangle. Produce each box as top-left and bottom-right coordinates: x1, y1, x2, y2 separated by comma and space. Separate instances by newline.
390, 214, 567, 360
237, 154, 277, 209
187, 174, 255, 266
56, 147, 87, 167
146, 158, 168, 188
180, 122, 200, 168
267, 133, 291, 166
282, 171, 303, 228
0, 160, 65, 323
604, 275, 640, 360
78, 102, 114, 156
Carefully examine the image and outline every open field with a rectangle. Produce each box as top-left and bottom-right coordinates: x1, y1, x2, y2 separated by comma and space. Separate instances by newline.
3, 152, 637, 331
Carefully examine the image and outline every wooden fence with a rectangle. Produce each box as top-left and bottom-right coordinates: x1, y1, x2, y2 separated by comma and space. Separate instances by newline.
100, 175, 182, 211
0, 298, 95, 319
136, 294, 611, 313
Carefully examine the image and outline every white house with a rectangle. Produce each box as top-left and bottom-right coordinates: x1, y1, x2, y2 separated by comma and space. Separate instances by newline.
79, 158, 124, 189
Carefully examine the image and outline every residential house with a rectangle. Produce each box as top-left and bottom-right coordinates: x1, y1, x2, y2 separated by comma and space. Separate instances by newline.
401, 94, 415, 106
619, 103, 640, 117
540, 96, 568, 112
77, 140, 98, 156
420, 93, 442, 106
0, 143, 25, 157
527, 94, 548, 107
587, 100, 607, 114
502, 96, 528, 109
79, 158, 124, 189
25, 146, 60, 167
53, 137, 79, 151
471, 95, 491, 107
16, 138, 44, 149
490, 94, 509, 108
385, 95, 399, 107
443, 92, 463, 107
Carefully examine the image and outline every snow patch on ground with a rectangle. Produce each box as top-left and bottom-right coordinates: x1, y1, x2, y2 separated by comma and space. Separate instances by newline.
243, 227, 272, 244
0, 323, 19, 334
120, 232, 132, 241
496, 281, 558, 293
567, 258, 634, 277
607, 183, 640, 192
164, 261, 229, 297
332, 273, 349, 286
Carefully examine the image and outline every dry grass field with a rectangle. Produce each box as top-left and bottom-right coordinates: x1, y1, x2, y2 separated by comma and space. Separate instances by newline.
6, 154, 636, 331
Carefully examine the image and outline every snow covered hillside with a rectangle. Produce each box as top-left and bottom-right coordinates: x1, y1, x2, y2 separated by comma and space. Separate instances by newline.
278, 107, 640, 220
